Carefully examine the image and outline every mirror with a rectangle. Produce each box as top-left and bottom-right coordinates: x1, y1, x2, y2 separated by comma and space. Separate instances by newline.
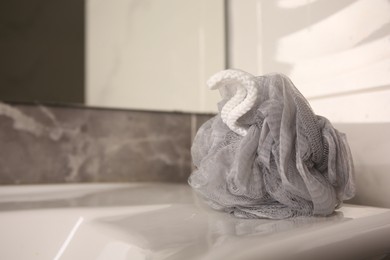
0, 0, 225, 113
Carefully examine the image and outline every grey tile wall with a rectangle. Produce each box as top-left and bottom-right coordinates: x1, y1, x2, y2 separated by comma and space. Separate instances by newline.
0, 102, 214, 185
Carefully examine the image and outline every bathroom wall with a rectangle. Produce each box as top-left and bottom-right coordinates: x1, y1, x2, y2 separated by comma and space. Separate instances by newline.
0, 0, 84, 104
335, 123, 390, 208
0, 0, 222, 184
86, 0, 225, 113
228, 0, 390, 123
228, 0, 390, 208
0, 102, 213, 185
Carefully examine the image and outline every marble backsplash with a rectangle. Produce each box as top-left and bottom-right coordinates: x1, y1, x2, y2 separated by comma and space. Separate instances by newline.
0, 102, 213, 185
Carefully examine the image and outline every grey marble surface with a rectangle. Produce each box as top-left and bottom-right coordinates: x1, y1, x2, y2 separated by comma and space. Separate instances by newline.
0, 103, 216, 184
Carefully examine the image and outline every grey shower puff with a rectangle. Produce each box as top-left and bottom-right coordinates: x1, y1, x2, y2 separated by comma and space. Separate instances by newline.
189, 70, 355, 219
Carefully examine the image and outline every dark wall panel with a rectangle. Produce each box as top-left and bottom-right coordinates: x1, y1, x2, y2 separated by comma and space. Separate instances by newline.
0, 0, 84, 104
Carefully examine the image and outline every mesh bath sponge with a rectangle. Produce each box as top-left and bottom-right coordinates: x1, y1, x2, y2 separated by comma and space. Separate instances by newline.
189, 69, 355, 219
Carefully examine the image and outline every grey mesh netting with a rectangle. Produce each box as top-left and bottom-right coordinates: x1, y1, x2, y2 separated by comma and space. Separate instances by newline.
189, 69, 355, 219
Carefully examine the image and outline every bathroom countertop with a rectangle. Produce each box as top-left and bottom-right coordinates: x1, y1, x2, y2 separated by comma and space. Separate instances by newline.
0, 183, 389, 260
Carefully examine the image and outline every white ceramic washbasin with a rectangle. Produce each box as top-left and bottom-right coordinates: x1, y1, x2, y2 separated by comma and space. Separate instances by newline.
0, 183, 390, 260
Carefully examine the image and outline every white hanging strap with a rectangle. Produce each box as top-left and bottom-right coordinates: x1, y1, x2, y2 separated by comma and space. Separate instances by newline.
207, 69, 258, 136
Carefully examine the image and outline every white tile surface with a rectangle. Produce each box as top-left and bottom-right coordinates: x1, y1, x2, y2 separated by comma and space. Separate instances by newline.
335, 123, 390, 208
309, 89, 390, 123
227, 0, 261, 75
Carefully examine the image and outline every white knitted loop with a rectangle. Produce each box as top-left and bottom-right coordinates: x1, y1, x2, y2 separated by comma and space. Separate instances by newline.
207, 69, 258, 136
